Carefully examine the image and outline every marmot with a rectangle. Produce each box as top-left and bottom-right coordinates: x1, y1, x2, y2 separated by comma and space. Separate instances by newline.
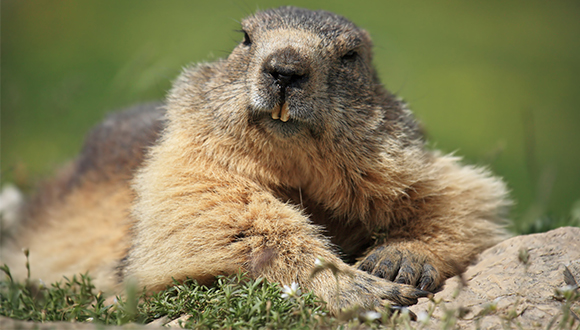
2, 7, 510, 314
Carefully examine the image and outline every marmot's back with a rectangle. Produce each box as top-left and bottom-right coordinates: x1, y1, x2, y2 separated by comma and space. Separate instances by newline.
1, 103, 164, 290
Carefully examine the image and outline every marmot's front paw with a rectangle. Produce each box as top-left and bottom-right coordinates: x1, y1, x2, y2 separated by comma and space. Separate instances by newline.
356, 244, 444, 292
319, 269, 432, 314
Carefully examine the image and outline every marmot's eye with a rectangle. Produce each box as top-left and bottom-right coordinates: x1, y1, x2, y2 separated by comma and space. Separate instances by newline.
341, 50, 358, 63
242, 31, 252, 46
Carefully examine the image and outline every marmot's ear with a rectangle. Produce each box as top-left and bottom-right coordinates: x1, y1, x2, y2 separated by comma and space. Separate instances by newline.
239, 18, 256, 36
357, 29, 374, 63
360, 29, 373, 48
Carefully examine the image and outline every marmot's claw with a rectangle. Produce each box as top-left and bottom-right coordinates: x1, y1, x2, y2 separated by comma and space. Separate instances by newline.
390, 306, 417, 321
415, 289, 433, 299
385, 284, 431, 306
357, 244, 443, 293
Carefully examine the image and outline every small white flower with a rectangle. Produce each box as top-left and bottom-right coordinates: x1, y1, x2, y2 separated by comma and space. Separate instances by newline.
86, 317, 94, 322
559, 285, 576, 294
281, 282, 301, 299
38, 279, 46, 290
314, 257, 323, 267
417, 311, 429, 324
359, 310, 381, 322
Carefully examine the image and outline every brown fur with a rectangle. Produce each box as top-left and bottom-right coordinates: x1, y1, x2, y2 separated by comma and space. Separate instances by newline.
1, 7, 510, 314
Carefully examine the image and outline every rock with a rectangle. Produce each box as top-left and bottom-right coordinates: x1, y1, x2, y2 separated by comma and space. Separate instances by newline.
410, 226, 580, 329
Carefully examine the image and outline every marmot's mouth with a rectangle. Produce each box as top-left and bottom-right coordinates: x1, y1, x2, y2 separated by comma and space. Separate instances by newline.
270, 102, 290, 122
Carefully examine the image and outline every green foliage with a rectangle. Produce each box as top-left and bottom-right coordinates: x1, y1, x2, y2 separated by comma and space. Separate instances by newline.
516, 199, 580, 235
0, 261, 427, 329
0, 265, 335, 328
2, 262, 579, 329
1, 264, 130, 324
140, 274, 330, 329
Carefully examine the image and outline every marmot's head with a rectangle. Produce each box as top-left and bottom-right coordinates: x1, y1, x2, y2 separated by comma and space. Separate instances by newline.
223, 6, 384, 140
171, 7, 420, 151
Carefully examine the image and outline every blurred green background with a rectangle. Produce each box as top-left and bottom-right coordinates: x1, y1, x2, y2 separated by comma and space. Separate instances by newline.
2, 0, 579, 233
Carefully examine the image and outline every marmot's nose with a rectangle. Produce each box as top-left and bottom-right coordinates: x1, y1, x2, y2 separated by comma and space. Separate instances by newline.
269, 70, 307, 90
263, 47, 310, 90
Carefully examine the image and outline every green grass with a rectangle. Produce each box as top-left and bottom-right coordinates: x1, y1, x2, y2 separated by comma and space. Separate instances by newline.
0, 263, 423, 329
2, 259, 579, 329
0, 265, 332, 328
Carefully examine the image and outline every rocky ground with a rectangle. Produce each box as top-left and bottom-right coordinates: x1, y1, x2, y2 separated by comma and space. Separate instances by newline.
410, 226, 580, 329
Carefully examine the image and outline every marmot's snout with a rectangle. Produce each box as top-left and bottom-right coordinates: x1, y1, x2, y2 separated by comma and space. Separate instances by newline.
260, 46, 311, 122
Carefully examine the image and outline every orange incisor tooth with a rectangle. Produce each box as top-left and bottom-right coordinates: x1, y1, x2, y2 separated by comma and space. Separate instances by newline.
271, 104, 281, 120
280, 102, 290, 122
